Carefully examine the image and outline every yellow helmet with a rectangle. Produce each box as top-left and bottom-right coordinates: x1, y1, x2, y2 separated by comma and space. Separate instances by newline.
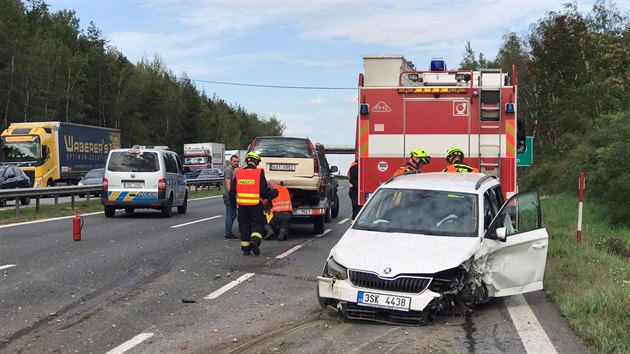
246, 151, 261, 164
446, 146, 465, 160
410, 148, 430, 164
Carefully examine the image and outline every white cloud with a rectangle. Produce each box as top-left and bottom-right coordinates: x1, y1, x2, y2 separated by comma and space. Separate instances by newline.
309, 98, 325, 105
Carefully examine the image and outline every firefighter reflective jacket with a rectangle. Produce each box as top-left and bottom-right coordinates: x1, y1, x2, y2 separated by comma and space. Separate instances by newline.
271, 185, 293, 212
393, 162, 419, 177
443, 163, 479, 173
235, 168, 263, 206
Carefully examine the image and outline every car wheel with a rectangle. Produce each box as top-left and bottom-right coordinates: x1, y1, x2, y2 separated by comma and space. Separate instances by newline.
161, 195, 173, 218
20, 197, 31, 205
124, 207, 135, 214
314, 215, 325, 234
0, 198, 6, 207
324, 201, 332, 223
78, 194, 85, 198
177, 193, 188, 214
104, 206, 116, 218
331, 192, 340, 219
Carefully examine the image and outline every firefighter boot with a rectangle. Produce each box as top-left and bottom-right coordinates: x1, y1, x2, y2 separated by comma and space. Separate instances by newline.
250, 232, 262, 256
264, 224, 275, 240
241, 240, 251, 256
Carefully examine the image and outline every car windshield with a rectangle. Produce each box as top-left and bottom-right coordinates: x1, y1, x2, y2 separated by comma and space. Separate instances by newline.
252, 138, 313, 158
184, 156, 208, 164
107, 151, 159, 172
353, 188, 478, 237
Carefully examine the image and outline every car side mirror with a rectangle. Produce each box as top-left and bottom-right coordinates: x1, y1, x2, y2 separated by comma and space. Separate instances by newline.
496, 227, 507, 241
330, 166, 338, 173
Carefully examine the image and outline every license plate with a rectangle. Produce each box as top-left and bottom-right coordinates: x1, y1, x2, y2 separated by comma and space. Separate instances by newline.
124, 182, 143, 188
357, 291, 411, 312
269, 164, 296, 171
294, 208, 313, 215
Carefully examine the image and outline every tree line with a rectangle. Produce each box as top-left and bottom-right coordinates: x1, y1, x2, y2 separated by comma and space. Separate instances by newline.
462, 0, 630, 224
0, 0, 285, 153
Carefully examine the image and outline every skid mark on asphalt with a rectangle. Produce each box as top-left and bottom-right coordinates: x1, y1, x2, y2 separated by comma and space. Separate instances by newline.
505, 294, 557, 354
204, 273, 255, 300
106, 332, 154, 354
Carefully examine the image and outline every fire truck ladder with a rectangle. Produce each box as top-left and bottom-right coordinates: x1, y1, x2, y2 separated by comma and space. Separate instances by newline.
478, 69, 503, 177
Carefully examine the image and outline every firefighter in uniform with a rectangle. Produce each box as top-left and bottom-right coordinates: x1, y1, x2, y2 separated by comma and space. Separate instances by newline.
230, 152, 278, 255
443, 146, 479, 172
264, 180, 293, 241
393, 148, 431, 177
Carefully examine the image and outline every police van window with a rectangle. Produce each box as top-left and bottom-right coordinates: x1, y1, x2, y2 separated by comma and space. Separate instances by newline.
108, 151, 159, 172
164, 153, 178, 173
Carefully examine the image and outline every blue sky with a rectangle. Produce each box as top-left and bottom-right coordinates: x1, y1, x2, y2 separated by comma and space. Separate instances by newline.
47, 0, 626, 171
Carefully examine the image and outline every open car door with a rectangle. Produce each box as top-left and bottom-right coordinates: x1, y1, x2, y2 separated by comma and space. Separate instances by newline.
484, 191, 548, 297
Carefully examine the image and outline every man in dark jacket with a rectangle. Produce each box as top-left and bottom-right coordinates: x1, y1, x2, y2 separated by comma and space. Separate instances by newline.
348, 159, 360, 220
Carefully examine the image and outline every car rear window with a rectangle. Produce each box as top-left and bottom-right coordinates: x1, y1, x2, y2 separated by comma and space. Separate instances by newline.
252, 138, 313, 158
107, 151, 160, 172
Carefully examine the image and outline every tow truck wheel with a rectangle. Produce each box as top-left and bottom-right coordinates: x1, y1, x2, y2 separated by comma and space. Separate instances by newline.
314, 215, 325, 234
331, 192, 340, 219
324, 202, 332, 223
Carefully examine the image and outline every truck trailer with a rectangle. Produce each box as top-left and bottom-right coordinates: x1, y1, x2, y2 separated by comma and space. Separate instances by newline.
0, 121, 121, 187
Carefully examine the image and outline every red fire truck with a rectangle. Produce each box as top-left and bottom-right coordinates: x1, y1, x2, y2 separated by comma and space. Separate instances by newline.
355, 55, 518, 205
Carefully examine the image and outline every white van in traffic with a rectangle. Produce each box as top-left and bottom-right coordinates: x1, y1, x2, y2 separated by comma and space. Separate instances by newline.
101, 148, 188, 217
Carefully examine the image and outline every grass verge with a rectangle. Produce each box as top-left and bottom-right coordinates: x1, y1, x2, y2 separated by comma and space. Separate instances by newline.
542, 193, 630, 354
0, 188, 222, 226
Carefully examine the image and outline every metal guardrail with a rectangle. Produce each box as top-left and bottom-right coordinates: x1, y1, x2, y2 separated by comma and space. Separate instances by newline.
0, 177, 224, 215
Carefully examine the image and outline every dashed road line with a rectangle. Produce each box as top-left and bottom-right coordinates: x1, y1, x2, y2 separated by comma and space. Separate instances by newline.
276, 245, 303, 259
338, 217, 350, 224
106, 332, 154, 354
0, 264, 16, 270
314, 229, 332, 238
204, 273, 255, 300
505, 294, 557, 354
171, 215, 222, 228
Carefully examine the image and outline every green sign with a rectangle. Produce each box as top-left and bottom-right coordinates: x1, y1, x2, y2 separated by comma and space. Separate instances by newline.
517, 136, 533, 167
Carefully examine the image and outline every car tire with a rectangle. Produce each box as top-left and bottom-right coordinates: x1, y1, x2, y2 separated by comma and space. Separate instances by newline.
0, 198, 6, 207
161, 195, 173, 218
19, 197, 31, 206
78, 193, 85, 198
314, 215, 325, 234
124, 207, 135, 214
177, 193, 188, 214
331, 192, 340, 219
104, 206, 116, 218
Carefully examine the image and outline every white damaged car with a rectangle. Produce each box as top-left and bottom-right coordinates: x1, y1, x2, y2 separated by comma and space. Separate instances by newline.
317, 172, 548, 325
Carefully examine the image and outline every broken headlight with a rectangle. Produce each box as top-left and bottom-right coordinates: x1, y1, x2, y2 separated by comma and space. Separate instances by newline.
427, 266, 466, 293
323, 257, 348, 280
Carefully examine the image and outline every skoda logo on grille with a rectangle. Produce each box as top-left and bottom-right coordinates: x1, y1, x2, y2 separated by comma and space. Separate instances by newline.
383, 267, 392, 274
131, 173, 136, 178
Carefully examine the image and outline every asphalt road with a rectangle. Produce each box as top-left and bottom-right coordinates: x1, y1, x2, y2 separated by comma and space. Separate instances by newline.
0, 181, 591, 354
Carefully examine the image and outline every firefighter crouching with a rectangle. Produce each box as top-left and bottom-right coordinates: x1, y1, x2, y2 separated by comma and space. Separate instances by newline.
230, 152, 278, 255
443, 146, 479, 173
393, 148, 431, 176
264, 180, 293, 241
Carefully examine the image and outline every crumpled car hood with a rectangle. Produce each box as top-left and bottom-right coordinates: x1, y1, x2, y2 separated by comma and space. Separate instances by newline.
330, 229, 481, 276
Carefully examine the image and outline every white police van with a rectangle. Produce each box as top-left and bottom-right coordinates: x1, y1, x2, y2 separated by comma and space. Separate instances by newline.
101, 147, 188, 217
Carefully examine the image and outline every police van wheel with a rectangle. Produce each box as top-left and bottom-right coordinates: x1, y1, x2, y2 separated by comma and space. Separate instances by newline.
104, 206, 116, 218
161, 195, 173, 218
177, 193, 188, 214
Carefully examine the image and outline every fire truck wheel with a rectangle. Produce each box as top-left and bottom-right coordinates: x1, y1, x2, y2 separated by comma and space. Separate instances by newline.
331, 192, 340, 219
314, 215, 325, 234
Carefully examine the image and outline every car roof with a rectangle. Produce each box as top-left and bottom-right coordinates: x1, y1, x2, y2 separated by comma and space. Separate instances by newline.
110, 148, 170, 154
381, 172, 499, 195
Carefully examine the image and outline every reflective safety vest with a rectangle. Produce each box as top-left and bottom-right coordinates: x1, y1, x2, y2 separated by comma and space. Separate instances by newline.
271, 185, 293, 212
235, 168, 262, 206
443, 163, 479, 173
393, 163, 418, 177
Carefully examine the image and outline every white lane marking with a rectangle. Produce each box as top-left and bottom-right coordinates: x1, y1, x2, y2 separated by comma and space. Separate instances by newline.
204, 273, 255, 300
0, 212, 103, 229
505, 294, 558, 354
314, 229, 332, 238
106, 332, 154, 354
171, 215, 222, 228
0, 264, 16, 270
276, 245, 303, 259
338, 217, 350, 224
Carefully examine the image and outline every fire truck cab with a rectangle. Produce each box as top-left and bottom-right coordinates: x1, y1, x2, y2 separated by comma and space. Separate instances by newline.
356, 55, 518, 205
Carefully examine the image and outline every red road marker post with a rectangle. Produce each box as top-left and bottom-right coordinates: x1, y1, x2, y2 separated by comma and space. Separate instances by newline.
577, 172, 585, 243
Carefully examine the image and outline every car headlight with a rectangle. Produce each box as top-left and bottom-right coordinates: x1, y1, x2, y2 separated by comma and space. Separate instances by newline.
323, 257, 348, 280
78, 181, 84, 186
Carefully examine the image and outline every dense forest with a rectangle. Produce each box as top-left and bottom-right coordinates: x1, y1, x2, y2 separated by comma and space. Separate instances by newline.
3, 0, 630, 222
0, 0, 285, 152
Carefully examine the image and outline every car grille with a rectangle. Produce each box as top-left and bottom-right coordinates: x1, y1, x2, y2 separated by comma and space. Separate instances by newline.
343, 303, 431, 325
348, 270, 431, 294
24, 171, 35, 187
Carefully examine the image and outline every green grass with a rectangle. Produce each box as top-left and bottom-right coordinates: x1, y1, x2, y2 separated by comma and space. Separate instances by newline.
0, 187, 222, 226
542, 193, 630, 354
1, 190, 628, 353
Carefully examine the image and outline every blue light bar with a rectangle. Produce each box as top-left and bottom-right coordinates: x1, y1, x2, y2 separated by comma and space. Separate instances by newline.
430, 58, 447, 71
